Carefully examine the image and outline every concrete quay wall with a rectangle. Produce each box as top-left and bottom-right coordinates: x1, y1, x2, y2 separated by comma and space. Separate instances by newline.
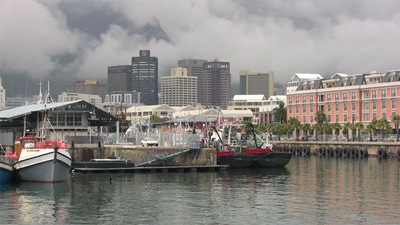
276, 141, 400, 157
70, 143, 217, 166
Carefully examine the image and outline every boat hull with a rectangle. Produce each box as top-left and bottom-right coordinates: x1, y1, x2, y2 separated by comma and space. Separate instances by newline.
14, 149, 71, 182
217, 152, 292, 168
0, 160, 13, 183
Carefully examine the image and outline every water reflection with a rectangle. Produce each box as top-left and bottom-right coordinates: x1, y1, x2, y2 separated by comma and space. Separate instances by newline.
0, 157, 399, 224
1, 181, 71, 224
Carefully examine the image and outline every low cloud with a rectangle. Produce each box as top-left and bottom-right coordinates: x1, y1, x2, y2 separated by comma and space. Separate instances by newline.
1, 0, 399, 96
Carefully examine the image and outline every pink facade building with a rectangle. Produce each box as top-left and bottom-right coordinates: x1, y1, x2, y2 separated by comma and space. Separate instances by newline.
286, 70, 400, 127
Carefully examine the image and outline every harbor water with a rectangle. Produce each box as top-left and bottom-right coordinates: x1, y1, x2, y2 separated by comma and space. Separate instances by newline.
0, 156, 399, 224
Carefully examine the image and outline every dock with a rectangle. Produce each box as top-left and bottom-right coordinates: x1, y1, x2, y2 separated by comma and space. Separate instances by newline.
72, 165, 229, 173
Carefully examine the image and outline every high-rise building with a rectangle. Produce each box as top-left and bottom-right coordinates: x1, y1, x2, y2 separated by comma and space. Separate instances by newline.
178, 59, 207, 77
67, 80, 107, 101
201, 59, 231, 109
132, 50, 158, 105
239, 70, 275, 98
160, 67, 198, 106
107, 65, 132, 92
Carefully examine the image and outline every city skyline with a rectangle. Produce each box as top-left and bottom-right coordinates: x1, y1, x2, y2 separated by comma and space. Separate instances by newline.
1, 0, 399, 97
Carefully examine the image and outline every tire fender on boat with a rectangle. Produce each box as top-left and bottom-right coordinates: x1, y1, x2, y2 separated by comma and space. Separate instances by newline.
295, 147, 302, 155
377, 148, 388, 159
342, 147, 350, 157
326, 147, 334, 157
334, 147, 342, 157
318, 147, 325, 157
350, 147, 359, 158
359, 148, 368, 158
301, 146, 310, 156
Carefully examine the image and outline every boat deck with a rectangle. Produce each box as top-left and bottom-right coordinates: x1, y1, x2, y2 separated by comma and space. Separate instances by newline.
71, 165, 229, 173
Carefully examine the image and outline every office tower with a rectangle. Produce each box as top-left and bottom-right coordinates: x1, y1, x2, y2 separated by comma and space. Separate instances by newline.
178, 59, 207, 77
201, 59, 231, 109
132, 50, 158, 105
240, 70, 275, 98
67, 80, 107, 101
107, 65, 132, 92
160, 67, 198, 106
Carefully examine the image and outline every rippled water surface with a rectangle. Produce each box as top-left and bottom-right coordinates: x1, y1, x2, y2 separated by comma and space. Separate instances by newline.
1, 156, 399, 224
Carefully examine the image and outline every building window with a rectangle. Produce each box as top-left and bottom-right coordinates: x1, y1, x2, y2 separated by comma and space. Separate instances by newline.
373, 101, 377, 110
67, 113, 74, 126
392, 100, 396, 109
363, 91, 369, 99
373, 113, 377, 120
289, 107, 292, 114
289, 97, 292, 104
296, 106, 299, 113
382, 89, 386, 98
382, 101, 386, 110
75, 113, 82, 126
328, 115, 331, 122
58, 113, 65, 126
302, 96, 306, 103
327, 94, 331, 101
310, 95, 314, 103
328, 104, 331, 112
352, 92, 356, 100
382, 113, 386, 119
303, 116, 306, 122
343, 93, 347, 100
303, 106, 306, 113
372, 90, 377, 98
392, 111, 396, 119
352, 102, 356, 112
344, 104, 347, 112
336, 115, 339, 122
335, 93, 339, 100
336, 104, 339, 112
296, 97, 299, 104
363, 113, 369, 121
344, 114, 347, 122
310, 116, 314, 122
363, 102, 369, 110
391, 88, 396, 97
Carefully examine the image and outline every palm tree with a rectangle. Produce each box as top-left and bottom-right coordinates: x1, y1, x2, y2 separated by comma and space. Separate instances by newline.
315, 111, 326, 141
273, 101, 287, 124
376, 118, 390, 140
343, 122, 351, 141
366, 120, 377, 141
392, 115, 400, 141
302, 123, 312, 140
288, 117, 301, 139
322, 123, 331, 141
331, 122, 342, 140
354, 122, 364, 141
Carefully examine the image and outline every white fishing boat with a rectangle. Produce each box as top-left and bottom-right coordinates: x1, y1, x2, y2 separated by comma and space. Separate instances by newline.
13, 81, 71, 182
13, 136, 71, 182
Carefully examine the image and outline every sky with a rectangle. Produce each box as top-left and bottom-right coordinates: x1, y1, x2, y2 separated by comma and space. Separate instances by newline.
0, 0, 399, 97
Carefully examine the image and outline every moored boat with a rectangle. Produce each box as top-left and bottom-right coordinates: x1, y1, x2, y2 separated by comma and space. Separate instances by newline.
0, 158, 13, 183
214, 125, 292, 168
0, 144, 16, 183
13, 136, 71, 182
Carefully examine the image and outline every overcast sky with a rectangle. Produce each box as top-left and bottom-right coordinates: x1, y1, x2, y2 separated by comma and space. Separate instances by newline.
1, 0, 399, 96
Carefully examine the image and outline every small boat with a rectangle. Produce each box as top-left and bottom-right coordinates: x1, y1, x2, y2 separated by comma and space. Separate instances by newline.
213, 125, 292, 168
13, 136, 72, 182
0, 157, 13, 183
72, 158, 135, 169
0, 144, 16, 183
